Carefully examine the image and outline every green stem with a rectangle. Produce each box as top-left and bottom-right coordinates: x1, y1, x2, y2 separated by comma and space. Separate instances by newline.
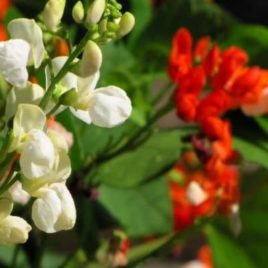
10, 245, 20, 268
0, 172, 19, 196
39, 31, 92, 110
46, 103, 61, 117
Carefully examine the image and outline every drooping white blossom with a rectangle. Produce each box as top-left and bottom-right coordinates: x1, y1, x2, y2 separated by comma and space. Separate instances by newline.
32, 183, 76, 233
0, 194, 31, 245
49, 56, 132, 128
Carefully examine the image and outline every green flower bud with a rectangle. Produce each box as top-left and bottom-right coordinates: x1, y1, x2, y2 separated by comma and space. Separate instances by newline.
99, 19, 107, 34
43, 0, 66, 32
86, 0, 106, 25
59, 89, 79, 106
117, 12, 135, 38
72, 1, 85, 24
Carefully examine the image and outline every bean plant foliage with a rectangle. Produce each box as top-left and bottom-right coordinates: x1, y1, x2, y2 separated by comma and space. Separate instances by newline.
0, 0, 268, 268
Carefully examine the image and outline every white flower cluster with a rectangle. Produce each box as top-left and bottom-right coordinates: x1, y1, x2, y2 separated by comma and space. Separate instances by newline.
0, 0, 133, 245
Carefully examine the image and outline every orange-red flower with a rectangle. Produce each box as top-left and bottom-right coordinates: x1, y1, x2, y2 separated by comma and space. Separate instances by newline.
0, 0, 10, 21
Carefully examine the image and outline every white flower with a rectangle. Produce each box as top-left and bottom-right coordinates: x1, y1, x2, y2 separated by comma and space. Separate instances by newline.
49, 56, 132, 127
9, 103, 47, 152
32, 183, 76, 233
185, 181, 207, 206
9, 104, 60, 182
5, 82, 45, 121
8, 18, 45, 68
0, 39, 30, 87
20, 129, 55, 180
21, 129, 71, 194
0, 19, 45, 87
0, 195, 31, 245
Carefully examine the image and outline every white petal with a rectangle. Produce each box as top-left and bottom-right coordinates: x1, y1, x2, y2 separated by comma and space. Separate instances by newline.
13, 104, 46, 135
9, 181, 30, 205
54, 151, 71, 181
0, 39, 30, 87
185, 181, 207, 206
0, 216, 31, 245
241, 88, 268, 116
70, 108, 92, 124
77, 71, 100, 94
20, 130, 55, 179
48, 56, 78, 91
32, 188, 61, 233
5, 82, 45, 121
50, 183, 76, 231
9, 104, 47, 152
8, 18, 45, 68
89, 86, 132, 127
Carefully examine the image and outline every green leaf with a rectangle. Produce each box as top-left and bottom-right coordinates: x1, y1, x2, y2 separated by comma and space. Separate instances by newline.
255, 116, 268, 137
128, 0, 153, 48
99, 177, 173, 238
92, 128, 192, 187
127, 233, 174, 265
233, 137, 268, 168
57, 110, 134, 170
206, 225, 256, 268
100, 42, 136, 77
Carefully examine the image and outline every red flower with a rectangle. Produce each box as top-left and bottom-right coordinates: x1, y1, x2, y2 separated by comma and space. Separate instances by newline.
168, 28, 192, 81
0, 0, 10, 21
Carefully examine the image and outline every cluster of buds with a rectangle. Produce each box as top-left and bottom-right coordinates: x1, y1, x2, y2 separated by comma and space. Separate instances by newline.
0, 0, 134, 245
72, 0, 135, 42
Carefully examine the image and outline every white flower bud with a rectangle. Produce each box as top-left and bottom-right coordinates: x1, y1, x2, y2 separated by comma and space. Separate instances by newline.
20, 129, 55, 180
43, 0, 66, 32
72, 1, 85, 23
77, 40, 102, 77
32, 183, 76, 233
117, 12, 135, 38
185, 181, 207, 206
86, 0, 106, 24
0, 216, 31, 245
